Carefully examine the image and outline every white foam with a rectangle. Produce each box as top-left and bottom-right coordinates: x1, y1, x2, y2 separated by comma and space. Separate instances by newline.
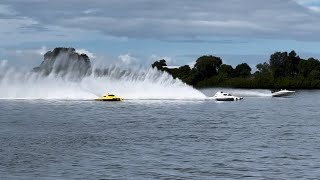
202, 88, 272, 97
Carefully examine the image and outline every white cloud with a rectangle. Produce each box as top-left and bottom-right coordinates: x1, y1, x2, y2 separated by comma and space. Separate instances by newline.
76, 48, 96, 59
294, 0, 320, 4
0, 59, 8, 67
309, 6, 320, 11
149, 54, 173, 64
118, 54, 137, 65
83, 8, 99, 14
187, 61, 196, 68
293, 0, 320, 11
36, 46, 48, 55
10, 46, 48, 56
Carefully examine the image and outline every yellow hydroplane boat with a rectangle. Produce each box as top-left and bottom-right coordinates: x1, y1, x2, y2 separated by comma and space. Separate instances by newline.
95, 93, 123, 101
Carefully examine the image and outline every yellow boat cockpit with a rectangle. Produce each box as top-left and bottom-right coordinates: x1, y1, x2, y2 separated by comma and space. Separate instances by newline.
95, 93, 123, 101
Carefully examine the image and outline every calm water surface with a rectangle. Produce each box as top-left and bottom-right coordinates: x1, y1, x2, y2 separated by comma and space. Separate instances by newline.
1, 90, 320, 179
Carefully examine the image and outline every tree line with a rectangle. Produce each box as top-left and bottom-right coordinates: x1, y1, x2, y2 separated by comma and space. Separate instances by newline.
152, 50, 320, 89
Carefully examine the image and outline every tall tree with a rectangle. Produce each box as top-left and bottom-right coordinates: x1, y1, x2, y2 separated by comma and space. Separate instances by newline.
234, 63, 252, 77
219, 64, 234, 77
298, 58, 320, 77
152, 59, 167, 71
269, 51, 287, 78
193, 55, 222, 81
285, 50, 300, 77
256, 62, 270, 74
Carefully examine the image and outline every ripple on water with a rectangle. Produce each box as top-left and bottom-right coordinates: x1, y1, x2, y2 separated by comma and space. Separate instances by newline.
1, 90, 320, 179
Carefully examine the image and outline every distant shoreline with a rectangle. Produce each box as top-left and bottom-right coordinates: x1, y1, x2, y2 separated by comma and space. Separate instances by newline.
152, 50, 320, 89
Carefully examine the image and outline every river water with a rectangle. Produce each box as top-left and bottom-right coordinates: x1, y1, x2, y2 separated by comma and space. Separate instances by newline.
1, 89, 320, 179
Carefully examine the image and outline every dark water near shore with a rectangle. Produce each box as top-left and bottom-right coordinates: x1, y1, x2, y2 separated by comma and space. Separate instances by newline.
1, 90, 320, 179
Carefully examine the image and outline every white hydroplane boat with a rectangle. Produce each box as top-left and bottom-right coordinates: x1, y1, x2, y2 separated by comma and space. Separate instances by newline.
212, 91, 243, 101
271, 89, 295, 97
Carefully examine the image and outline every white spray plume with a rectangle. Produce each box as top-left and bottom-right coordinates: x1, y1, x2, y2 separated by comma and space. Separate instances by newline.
0, 60, 206, 100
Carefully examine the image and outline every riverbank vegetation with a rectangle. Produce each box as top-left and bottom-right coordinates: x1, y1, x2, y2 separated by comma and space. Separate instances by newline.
152, 51, 320, 89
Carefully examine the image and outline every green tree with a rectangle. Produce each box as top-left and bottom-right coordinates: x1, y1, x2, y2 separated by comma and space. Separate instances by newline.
254, 62, 272, 88
256, 62, 270, 74
234, 63, 252, 78
167, 65, 192, 83
269, 51, 287, 78
269, 50, 301, 78
309, 70, 320, 80
298, 58, 320, 77
150, 51, 320, 89
219, 64, 234, 77
285, 50, 300, 77
178, 65, 192, 78
193, 55, 222, 81
151, 59, 167, 71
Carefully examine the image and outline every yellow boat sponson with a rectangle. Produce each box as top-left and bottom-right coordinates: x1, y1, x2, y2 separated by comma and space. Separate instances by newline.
95, 93, 123, 101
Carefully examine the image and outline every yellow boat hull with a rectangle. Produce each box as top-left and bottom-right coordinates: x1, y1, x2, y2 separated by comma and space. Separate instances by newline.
95, 93, 123, 101
95, 98, 123, 101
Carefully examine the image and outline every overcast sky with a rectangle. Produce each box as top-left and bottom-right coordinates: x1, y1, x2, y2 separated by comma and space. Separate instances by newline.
1, 0, 320, 68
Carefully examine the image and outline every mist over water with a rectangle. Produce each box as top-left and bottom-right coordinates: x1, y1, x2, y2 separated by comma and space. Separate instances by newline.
201, 88, 272, 97
0, 60, 206, 100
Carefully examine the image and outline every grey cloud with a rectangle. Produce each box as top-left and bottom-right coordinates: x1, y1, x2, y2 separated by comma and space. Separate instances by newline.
0, 4, 17, 16
1, 0, 320, 41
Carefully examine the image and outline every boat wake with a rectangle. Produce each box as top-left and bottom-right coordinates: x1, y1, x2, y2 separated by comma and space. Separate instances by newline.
0, 60, 206, 100
201, 88, 272, 98
228, 89, 272, 97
